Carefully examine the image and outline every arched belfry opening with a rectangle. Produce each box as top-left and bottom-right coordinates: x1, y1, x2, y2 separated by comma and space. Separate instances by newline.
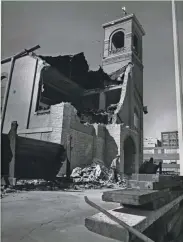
111, 31, 125, 51
123, 136, 136, 175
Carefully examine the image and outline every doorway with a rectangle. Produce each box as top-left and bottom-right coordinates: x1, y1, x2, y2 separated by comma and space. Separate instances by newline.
123, 136, 136, 175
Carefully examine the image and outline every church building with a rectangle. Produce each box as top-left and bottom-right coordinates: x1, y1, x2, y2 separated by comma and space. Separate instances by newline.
1, 12, 146, 178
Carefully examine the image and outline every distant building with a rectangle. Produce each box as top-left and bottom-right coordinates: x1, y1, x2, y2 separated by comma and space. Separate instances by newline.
161, 131, 179, 147
144, 137, 161, 148
143, 146, 180, 174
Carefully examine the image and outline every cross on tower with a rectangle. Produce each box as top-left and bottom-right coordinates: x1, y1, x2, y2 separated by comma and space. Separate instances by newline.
121, 7, 127, 16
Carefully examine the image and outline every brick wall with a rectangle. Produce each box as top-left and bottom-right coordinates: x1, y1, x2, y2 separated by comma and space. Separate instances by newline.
70, 128, 94, 169
63, 103, 95, 169
18, 103, 64, 144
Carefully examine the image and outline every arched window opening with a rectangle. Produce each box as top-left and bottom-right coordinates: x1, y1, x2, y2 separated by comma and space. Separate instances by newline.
111, 31, 125, 51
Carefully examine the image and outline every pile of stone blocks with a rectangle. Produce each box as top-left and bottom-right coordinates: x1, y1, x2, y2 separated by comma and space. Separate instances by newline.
85, 174, 183, 242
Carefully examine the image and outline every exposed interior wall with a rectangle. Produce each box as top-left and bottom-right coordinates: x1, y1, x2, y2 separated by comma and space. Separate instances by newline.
81, 93, 100, 110
105, 89, 121, 108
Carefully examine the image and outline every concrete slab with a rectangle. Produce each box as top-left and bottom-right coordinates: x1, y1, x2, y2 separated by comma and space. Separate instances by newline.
85, 195, 183, 242
128, 179, 181, 190
102, 189, 161, 205
123, 190, 183, 210
102, 189, 183, 209
131, 174, 181, 182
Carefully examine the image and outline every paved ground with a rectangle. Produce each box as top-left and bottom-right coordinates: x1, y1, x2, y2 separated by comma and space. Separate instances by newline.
1, 189, 119, 242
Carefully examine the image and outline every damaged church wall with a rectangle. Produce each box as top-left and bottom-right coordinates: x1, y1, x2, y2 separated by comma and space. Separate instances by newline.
54, 102, 107, 170
2, 55, 39, 134
16, 57, 66, 144
18, 104, 65, 144
59, 103, 95, 169
70, 128, 94, 169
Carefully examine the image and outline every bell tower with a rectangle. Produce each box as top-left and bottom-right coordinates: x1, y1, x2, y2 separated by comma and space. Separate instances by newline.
102, 12, 146, 166
102, 13, 145, 75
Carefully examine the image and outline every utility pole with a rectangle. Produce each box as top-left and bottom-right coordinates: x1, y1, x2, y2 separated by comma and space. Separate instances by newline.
171, 0, 183, 176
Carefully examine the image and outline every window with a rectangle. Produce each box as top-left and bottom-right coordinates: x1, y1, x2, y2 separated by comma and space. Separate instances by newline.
162, 133, 169, 140
133, 34, 139, 53
164, 149, 176, 154
143, 149, 154, 154
111, 31, 125, 50
134, 109, 139, 129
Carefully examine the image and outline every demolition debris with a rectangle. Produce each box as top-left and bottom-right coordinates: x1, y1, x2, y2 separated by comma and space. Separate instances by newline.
1, 161, 126, 198
70, 160, 126, 190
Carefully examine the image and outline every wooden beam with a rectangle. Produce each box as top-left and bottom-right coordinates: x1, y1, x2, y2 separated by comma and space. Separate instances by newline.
8, 121, 18, 185
1, 45, 40, 64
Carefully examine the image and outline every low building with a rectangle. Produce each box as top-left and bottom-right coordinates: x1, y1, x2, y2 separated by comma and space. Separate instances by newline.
143, 146, 180, 174
144, 137, 161, 148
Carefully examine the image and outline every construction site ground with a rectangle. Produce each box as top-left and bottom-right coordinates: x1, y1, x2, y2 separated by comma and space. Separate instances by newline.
1, 189, 119, 242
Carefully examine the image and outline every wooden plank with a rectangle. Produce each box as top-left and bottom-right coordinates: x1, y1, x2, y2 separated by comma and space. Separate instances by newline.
85, 196, 154, 242
85, 195, 183, 242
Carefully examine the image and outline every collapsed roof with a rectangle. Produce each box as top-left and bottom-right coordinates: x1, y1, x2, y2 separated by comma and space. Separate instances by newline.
39, 52, 121, 90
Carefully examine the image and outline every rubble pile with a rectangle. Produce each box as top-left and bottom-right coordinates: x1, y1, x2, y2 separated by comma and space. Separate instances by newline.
1, 179, 72, 198
1, 186, 17, 198
79, 109, 109, 124
14, 179, 72, 191
71, 160, 127, 190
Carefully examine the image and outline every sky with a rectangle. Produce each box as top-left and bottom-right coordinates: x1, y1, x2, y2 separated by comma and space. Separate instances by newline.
1, 1, 183, 139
